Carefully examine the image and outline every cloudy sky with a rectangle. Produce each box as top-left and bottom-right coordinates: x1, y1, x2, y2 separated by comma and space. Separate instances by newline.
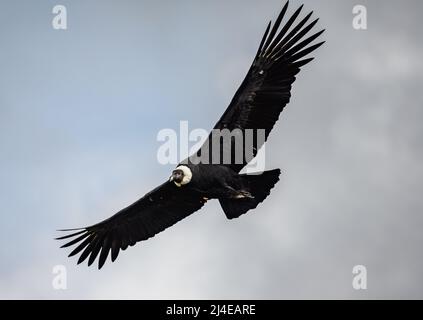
0, 0, 422, 299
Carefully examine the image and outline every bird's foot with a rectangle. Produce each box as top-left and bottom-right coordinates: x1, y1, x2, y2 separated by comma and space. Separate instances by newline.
200, 197, 209, 204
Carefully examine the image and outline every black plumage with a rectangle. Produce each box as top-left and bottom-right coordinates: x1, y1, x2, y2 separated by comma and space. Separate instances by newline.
195, 1, 324, 172
57, 1, 324, 269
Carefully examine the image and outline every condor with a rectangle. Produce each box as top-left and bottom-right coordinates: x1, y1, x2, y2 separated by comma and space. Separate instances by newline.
57, 1, 325, 269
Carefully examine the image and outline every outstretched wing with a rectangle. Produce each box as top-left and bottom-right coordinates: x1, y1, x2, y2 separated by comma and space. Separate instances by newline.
194, 2, 324, 172
57, 181, 205, 269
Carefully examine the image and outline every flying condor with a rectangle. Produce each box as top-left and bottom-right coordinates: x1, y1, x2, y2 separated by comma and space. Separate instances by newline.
57, 1, 325, 269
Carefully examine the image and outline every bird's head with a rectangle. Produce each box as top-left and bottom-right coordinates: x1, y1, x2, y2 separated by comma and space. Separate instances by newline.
169, 165, 192, 187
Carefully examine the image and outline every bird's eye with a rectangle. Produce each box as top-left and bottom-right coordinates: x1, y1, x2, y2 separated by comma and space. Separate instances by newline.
173, 170, 183, 176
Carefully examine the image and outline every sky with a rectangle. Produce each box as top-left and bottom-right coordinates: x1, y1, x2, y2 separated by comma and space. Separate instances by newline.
0, 0, 422, 299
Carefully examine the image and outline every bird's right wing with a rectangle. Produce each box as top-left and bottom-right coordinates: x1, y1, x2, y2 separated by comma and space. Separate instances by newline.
56, 181, 205, 269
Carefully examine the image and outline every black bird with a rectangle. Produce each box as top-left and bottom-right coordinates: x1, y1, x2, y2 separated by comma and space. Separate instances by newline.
57, 1, 325, 269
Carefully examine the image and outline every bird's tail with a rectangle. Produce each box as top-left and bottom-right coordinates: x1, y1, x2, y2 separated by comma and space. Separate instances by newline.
219, 169, 281, 219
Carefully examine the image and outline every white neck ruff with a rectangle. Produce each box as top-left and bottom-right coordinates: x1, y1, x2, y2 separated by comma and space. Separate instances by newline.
174, 165, 192, 187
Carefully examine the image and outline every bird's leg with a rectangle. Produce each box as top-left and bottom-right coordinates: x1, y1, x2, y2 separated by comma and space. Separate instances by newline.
235, 190, 254, 199
224, 185, 254, 199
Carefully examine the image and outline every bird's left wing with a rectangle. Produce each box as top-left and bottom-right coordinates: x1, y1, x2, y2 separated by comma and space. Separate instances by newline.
57, 181, 205, 269
194, 2, 324, 172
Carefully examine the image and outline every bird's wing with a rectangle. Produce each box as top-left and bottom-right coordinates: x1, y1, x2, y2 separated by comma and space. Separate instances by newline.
194, 2, 324, 172
56, 181, 205, 269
